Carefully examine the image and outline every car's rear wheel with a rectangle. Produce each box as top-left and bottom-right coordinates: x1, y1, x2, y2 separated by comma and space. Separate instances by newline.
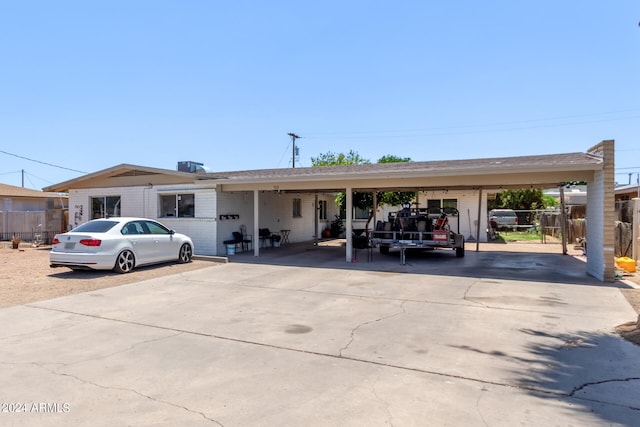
114, 250, 135, 273
178, 243, 193, 263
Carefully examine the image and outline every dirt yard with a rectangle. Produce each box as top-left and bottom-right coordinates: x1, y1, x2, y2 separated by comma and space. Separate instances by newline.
1, 242, 639, 345
0, 244, 222, 308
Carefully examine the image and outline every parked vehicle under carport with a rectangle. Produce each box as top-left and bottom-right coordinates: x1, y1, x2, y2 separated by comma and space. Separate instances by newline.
371, 205, 465, 263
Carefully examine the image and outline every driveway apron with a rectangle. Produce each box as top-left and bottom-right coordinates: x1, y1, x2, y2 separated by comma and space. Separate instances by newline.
1, 248, 639, 426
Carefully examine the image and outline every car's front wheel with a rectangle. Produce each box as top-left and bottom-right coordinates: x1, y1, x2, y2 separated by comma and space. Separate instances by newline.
178, 243, 193, 263
114, 250, 135, 273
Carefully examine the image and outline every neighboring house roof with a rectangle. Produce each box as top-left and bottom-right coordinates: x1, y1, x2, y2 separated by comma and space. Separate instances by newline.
43, 151, 604, 193
0, 183, 67, 199
615, 183, 639, 198
43, 164, 213, 192
615, 183, 640, 193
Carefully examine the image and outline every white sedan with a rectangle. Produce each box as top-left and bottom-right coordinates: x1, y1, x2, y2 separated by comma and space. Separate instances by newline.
50, 217, 194, 273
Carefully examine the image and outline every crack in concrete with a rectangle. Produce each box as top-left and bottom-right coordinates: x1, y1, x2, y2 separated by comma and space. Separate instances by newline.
463, 280, 488, 308
475, 388, 490, 427
32, 362, 225, 426
0, 317, 95, 342
229, 280, 586, 318
25, 305, 640, 413
370, 376, 395, 427
570, 377, 640, 397
68, 331, 184, 366
339, 300, 407, 357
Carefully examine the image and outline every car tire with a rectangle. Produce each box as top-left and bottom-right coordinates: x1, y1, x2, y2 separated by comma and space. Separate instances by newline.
456, 246, 465, 258
114, 250, 135, 274
178, 243, 193, 263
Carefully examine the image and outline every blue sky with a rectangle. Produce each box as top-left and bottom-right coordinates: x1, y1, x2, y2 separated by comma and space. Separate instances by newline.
1, 1, 639, 190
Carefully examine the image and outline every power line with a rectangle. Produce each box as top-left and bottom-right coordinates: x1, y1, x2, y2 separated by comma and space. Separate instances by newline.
0, 150, 88, 174
302, 111, 640, 140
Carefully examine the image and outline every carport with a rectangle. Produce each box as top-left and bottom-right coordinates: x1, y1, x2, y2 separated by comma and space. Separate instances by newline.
215, 140, 615, 281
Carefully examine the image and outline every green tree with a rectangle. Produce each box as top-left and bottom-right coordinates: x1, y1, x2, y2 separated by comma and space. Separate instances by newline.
312, 151, 414, 233
310, 150, 371, 167
489, 189, 543, 210
488, 189, 558, 224
377, 154, 411, 164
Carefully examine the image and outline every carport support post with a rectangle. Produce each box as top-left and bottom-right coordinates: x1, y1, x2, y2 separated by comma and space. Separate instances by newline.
253, 190, 260, 257
314, 193, 319, 245
633, 198, 639, 261
560, 186, 567, 255
346, 187, 353, 262
475, 188, 482, 252
372, 192, 378, 233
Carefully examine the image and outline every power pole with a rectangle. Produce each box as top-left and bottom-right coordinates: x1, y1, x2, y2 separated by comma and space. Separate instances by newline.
288, 133, 300, 168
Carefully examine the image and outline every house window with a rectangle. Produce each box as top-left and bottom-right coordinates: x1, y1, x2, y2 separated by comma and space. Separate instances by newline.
91, 196, 121, 219
318, 200, 327, 220
427, 199, 441, 212
160, 194, 195, 217
427, 198, 458, 214
354, 207, 370, 219
443, 199, 458, 210
293, 198, 302, 218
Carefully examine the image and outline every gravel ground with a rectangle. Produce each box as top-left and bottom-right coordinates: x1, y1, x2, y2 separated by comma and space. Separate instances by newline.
0, 244, 222, 308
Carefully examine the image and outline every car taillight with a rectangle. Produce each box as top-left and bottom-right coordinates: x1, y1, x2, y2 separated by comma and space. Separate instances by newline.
79, 239, 102, 247
52, 237, 60, 245
515, 217, 518, 223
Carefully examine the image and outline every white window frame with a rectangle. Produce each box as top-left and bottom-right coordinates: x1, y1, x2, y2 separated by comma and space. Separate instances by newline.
159, 193, 195, 218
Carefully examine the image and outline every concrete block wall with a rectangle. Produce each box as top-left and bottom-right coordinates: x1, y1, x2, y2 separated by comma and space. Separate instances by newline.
258, 192, 322, 243
69, 185, 221, 256
216, 191, 254, 255
68, 187, 145, 227
586, 140, 615, 281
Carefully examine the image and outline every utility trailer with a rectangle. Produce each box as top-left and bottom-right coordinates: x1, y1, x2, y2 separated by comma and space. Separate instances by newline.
371, 204, 465, 264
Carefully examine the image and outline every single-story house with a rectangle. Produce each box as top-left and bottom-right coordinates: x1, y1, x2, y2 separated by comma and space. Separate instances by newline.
1, 183, 67, 241
615, 183, 639, 201
44, 140, 616, 281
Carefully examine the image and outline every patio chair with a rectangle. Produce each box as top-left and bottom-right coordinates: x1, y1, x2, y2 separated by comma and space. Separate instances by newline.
224, 232, 249, 253
259, 228, 278, 248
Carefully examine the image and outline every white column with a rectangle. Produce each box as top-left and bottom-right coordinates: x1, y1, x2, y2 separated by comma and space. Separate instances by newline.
560, 186, 567, 255
475, 188, 483, 251
633, 198, 639, 261
372, 192, 378, 233
314, 193, 319, 245
254, 190, 260, 257
346, 188, 353, 262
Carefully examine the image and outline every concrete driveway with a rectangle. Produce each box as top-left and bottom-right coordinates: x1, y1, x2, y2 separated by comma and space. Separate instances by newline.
1, 244, 639, 426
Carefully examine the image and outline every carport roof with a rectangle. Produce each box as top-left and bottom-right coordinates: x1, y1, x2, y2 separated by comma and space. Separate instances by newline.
43, 150, 603, 193
210, 151, 603, 192
212, 151, 601, 179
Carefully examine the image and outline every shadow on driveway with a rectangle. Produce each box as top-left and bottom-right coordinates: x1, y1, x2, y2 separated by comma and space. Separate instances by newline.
230, 240, 630, 288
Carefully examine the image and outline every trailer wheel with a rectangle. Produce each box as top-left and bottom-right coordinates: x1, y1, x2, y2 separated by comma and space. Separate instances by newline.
456, 246, 465, 258
379, 245, 390, 255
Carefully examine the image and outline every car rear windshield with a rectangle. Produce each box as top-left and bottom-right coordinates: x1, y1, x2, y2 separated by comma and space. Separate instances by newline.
491, 211, 517, 217
73, 221, 119, 233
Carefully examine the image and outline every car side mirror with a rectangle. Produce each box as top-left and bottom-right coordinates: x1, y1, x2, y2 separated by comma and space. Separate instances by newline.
169, 230, 175, 235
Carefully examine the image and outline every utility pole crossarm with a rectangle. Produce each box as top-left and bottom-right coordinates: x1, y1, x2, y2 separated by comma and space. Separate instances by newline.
288, 132, 300, 168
